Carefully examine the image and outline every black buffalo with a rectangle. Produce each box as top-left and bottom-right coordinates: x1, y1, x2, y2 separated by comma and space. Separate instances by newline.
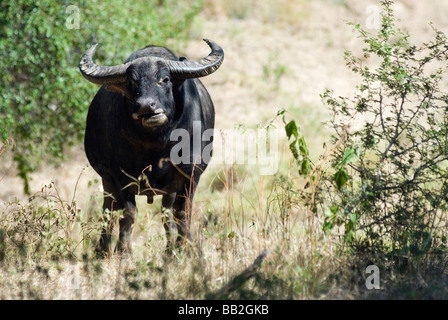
79, 39, 224, 256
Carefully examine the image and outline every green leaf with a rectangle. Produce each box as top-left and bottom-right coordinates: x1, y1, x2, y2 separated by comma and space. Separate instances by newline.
323, 219, 334, 233
330, 204, 339, 215
298, 136, 309, 156
285, 120, 299, 140
334, 168, 350, 190
277, 108, 286, 116
345, 230, 354, 243
300, 158, 311, 176
323, 216, 335, 233
289, 140, 300, 161
350, 213, 358, 225
340, 147, 358, 166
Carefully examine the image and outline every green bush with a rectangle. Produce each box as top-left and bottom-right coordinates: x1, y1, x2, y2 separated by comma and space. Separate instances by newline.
288, 1, 448, 268
0, 0, 201, 194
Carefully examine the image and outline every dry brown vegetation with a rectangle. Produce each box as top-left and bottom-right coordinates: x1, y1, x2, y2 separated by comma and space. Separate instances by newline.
1, 0, 448, 300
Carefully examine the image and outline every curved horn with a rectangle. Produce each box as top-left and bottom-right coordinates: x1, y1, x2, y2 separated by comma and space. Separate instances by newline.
79, 39, 224, 84
165, 39, 224, 79
79, 44, 131, 85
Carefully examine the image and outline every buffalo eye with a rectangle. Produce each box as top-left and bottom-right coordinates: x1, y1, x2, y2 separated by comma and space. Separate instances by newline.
129, 67, 139, 80
127, 68, 140, 87
129, 79, 138, 89
159, 76, 170, 86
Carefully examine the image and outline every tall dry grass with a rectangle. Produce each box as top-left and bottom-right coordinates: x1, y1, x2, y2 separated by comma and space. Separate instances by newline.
0, 141, 344, 299
2, 143, 447, 299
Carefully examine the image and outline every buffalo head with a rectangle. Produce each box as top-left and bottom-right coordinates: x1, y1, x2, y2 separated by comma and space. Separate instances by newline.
79, 39, 224, 129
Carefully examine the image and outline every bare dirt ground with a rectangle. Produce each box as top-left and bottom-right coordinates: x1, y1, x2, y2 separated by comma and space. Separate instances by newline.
2, 0, 448, 211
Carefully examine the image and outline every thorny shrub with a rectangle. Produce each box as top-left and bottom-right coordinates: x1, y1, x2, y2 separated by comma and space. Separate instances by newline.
287, 1, 448, 270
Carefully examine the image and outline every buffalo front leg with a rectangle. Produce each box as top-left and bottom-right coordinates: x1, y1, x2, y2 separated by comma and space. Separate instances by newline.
97, 180, 121, 258
162, 193, 178, 253
116, 199, 137, 255
173, 193, 193, 248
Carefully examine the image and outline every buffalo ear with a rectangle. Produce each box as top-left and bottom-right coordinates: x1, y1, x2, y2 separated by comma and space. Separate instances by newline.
170, 56, 189, 90
106, 84, 130, 98
172, 79, 186, 91
172, 57, 188, 90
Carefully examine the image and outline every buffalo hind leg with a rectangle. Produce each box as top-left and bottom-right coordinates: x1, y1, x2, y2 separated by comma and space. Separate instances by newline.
173, 196, 192, 248
161, 191, 193, 254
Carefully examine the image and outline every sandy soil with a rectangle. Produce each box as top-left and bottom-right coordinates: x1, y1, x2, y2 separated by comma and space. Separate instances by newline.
1, 0, 448, 205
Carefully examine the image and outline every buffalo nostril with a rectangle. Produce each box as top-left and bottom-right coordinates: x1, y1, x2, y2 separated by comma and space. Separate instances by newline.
149, 104, 157, 113
136, 98, 156, 111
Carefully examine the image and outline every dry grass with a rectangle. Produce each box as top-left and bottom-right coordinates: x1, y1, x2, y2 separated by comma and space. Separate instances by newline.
0, 156, 341, 299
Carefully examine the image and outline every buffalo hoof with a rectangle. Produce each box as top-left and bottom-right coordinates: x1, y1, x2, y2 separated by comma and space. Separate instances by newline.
95, 237, 112, 259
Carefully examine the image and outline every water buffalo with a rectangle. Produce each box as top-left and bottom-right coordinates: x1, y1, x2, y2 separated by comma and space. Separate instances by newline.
79, 39, 224, 256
